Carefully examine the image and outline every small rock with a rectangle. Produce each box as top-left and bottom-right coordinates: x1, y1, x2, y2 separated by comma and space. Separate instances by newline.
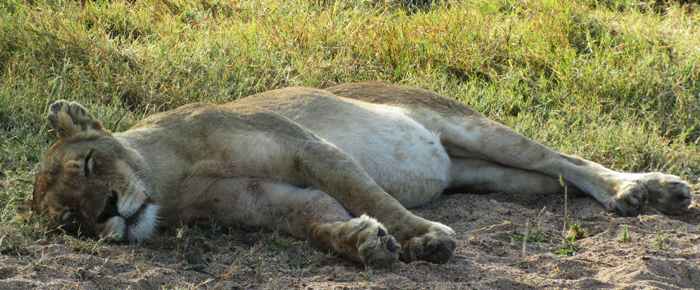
202, 241, 217, 253
185, 249, 204, 265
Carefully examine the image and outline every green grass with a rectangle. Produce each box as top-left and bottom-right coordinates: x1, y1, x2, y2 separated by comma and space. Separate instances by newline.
618, 224, 634, 243
564, 221, 588, 241
503, 229, 552, 243
554, 236, 581, 256
650, 232, 673, 251
362, 266, 376, 281
1, 0, 699, 244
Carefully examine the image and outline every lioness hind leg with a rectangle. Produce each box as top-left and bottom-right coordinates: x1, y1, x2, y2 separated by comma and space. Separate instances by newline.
46, 100, 106, 139
448, 158, 584, 195
324, 81, 692, 215
278, 188, 400, 268
439, 117, 692, 216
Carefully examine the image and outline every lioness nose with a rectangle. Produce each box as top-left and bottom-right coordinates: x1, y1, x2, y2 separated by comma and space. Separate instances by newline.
97, 190, 120, 222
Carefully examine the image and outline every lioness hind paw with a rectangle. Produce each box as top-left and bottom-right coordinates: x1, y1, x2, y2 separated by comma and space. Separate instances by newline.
46, 100, 102, 138
607, 180, 648, 216
400, 223, 456, 264
644, 173, 693, 215
607, 173, 694, 216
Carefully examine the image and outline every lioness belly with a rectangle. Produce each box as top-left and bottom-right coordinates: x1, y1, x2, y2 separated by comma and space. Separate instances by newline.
278, 97, 451, 208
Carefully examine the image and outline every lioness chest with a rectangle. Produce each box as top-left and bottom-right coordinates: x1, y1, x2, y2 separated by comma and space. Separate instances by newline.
236, 88, 452, 207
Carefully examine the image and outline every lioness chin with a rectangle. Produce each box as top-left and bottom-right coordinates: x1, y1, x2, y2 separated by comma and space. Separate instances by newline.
29, 81, 692, 268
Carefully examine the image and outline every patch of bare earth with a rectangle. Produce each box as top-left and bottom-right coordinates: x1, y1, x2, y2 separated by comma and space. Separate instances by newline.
2, 190, 699, 289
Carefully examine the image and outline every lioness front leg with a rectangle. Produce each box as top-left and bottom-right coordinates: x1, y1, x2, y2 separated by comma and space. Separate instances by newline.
292, 140, 456, 263
180, 178, 400, 267
280, 188, 401, 268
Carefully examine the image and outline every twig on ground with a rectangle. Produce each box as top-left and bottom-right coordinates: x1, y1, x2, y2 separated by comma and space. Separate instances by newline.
191, 268, 220, 278
559, 175, 568, 235
470, 221, 519, 235
522, 206, 547, 258
522, 221, 529, 258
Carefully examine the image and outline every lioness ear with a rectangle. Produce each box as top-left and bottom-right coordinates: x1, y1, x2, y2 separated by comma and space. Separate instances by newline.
62, 160, 81, 178
46, 100, 104, 139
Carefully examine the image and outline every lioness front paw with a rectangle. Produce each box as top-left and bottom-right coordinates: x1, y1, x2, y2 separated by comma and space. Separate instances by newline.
643, 173, 693, 215
350, 215, 400, 268
606, 180, 648, 216
358, 227, 400, 268
400, 223, 456, 264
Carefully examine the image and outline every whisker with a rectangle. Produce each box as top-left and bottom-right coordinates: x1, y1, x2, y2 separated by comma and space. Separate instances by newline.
127, 171, 153, 194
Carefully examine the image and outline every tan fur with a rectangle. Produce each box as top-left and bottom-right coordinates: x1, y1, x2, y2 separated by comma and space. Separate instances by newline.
31, 82, 692, 267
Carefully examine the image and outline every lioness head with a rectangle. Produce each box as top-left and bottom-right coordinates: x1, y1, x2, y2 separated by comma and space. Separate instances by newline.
31, 100, 158, 242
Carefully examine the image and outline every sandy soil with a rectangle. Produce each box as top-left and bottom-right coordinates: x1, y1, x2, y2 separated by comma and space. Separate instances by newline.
2, 189, 699, 289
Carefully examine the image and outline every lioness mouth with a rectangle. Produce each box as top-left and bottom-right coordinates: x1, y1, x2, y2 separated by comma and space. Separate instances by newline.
125, 202, 149, 227
119, 201, 159, 243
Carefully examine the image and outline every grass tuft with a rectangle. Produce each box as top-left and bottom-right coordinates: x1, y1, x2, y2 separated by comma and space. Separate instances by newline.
618, 224, 634, 243
564, 221, 589, 241
650, 232, 673, 251
504, 229, 553, 244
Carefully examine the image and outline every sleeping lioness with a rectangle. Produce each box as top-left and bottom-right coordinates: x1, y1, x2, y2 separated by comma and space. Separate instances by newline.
30, 81, 692, 267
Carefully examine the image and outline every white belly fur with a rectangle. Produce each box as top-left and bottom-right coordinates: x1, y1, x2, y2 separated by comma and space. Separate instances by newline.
293, 101, 451, 208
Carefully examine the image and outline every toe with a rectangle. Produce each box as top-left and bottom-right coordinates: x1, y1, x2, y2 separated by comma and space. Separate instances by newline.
400, 224, 456, 264
610, 181, 649, 216
624, 195, 644, 211
357, 223, 400, 268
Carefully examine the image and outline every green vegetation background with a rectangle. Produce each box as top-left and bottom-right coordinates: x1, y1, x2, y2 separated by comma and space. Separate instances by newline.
1, 0, 699, 221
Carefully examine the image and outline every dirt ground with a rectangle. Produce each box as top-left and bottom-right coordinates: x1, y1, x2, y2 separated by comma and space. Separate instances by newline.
2, 189, 699, 289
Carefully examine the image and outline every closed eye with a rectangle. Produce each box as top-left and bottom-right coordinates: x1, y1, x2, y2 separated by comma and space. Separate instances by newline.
83, 150, 93, 177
